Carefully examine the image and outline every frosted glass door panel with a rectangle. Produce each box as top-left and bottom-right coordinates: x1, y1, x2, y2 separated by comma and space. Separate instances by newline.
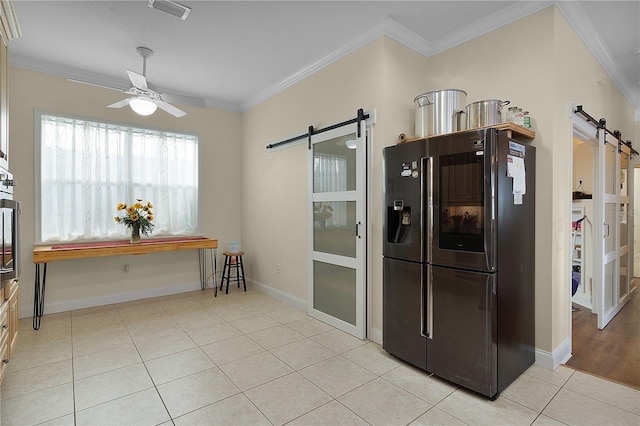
604, 203, 615, 253
313, 261, 356, 326
619, 253, 629, 301
604, 143, 616, 194
313, 134, 356, 193
313, 201, 356, 257
604, 260, 615, 312
619, 203, 628, 248
619, 154, 629, 196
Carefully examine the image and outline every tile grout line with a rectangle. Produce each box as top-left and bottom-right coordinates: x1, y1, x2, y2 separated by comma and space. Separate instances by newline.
177, 297, 374, 424
118, 301, 176, 424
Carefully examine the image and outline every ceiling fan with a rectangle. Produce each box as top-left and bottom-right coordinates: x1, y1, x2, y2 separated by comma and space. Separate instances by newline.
70, 46, 205, 117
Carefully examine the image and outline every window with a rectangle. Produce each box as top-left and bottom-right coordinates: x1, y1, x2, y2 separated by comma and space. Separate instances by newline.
37, 113, 199, 243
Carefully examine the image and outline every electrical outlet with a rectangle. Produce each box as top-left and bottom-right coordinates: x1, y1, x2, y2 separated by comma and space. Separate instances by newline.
276, 264, 281, 273
124, 264, 130, 273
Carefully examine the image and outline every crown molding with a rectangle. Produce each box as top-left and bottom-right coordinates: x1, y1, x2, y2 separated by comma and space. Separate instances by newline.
243, 0, 640, 114
0, 0, 21, 44
241, 19, 386, 111
556, 1, 640, 110
241, 1, 554, 111
383, 17, 431, 57
428, 1, 553, 56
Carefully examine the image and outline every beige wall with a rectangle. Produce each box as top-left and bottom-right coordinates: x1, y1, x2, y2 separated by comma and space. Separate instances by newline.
241, 38, 386, 303
424, 7, 557, 353
241, 37, 429, 332
10, 68, 242, 315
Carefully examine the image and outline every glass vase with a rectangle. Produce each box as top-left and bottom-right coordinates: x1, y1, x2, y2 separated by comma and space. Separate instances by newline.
130, 226, 141, 244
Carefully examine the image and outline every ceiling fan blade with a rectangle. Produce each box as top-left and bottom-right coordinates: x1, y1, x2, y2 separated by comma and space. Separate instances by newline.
160, 92, 206, 108
126, 69, 149, 90
155, 100, 187, 117
68, 78, 126, 93
107, 98, 132, 109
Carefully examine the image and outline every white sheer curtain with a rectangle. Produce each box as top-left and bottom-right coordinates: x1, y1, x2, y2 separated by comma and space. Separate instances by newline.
313, 152, 347, 226
39, 114, 198, 243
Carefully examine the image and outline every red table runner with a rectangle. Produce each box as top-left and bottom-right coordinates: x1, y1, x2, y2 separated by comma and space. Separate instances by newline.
51, 236, 206, 250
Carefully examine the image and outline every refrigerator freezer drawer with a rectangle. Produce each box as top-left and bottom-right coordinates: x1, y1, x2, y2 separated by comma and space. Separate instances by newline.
427, 265, 497, 397
383, 257, 426, 370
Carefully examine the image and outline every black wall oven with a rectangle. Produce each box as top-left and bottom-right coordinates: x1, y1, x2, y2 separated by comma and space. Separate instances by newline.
0, 170, 19, 287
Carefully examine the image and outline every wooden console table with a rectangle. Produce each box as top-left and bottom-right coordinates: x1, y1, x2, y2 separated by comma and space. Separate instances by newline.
32, 236, 218, 330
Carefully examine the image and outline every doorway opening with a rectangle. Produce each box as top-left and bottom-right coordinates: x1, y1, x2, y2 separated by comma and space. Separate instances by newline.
571, 136, 595, 311
566, 118, 639, 389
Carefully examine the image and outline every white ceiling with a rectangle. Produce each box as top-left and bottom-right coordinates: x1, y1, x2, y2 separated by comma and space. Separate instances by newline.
7, 1, 640, 114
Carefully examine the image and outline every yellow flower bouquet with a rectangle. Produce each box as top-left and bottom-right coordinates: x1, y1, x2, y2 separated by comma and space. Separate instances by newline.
114, 199, 154, 243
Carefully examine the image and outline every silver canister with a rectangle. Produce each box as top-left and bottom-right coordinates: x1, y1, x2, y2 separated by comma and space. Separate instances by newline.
414, 89, 467, 137
465, 100, 510, 129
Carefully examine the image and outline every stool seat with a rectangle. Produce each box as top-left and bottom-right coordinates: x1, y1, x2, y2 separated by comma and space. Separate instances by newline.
219, 251, 246, 295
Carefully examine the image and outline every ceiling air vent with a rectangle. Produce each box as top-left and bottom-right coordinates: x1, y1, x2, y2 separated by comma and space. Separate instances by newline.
148, 0, 191, 20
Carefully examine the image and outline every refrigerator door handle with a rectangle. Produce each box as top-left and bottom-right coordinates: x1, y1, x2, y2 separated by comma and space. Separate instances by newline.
424, 157, 433, 263
484, 131, 497, 272
421, 264, 433, 339
420, 264, 425, 337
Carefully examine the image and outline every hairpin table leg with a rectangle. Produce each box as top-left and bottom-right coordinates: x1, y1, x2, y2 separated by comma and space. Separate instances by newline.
33, 263, 47, 330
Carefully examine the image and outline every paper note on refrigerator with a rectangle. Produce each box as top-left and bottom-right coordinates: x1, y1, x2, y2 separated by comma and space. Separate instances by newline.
514, 193, 523, 205
507, 155, 526, 195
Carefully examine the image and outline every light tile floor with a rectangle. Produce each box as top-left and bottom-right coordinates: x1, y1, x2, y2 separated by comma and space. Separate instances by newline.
2, 286, 639, 425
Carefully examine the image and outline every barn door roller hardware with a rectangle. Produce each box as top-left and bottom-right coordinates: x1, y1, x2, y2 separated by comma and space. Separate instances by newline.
574, 105, 637, 156
266, 109, 370, 151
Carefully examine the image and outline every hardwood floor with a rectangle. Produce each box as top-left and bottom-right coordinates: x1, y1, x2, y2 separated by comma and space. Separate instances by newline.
565, 288, 640, 389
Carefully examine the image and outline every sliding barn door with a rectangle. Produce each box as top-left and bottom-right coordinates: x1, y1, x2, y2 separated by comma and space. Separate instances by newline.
307, 121, 366, 339
596, 131, 631, 329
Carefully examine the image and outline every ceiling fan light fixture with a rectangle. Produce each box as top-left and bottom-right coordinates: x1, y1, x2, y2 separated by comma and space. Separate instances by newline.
130, 97, 157, 116
148, 0, 191, 20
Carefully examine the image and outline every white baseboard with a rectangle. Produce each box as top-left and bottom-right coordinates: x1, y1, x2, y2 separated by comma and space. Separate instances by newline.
250, 278, 384, 345
19, 281, 202, 319
369, 327, 382, 345
572, 293, 592, 310
535, 337, 571, 370
21, 277, 307, 321
248, 278, 308, 312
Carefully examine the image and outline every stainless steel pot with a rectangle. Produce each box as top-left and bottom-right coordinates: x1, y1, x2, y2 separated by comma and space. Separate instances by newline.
414, 89, 467, 137
465, 99, 510, 129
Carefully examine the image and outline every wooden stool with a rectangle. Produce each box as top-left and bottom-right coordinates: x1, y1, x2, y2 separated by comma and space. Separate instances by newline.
219, 251, 246, 294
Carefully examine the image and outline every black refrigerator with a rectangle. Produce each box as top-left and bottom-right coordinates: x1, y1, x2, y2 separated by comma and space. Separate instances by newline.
382, 128, 535, 399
